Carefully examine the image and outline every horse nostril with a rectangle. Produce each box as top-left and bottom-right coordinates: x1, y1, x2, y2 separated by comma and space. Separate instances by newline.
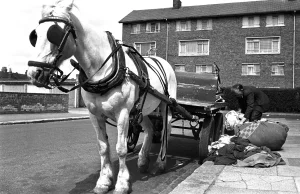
35, 69, 42, 80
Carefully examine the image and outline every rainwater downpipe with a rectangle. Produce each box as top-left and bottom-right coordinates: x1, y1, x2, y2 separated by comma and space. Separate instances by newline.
166, 19, 169, 61
293, 11, 296, 89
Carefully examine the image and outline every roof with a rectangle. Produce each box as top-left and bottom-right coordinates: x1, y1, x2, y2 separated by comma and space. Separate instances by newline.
0, 71, 29, 81
119, 0, 300, 23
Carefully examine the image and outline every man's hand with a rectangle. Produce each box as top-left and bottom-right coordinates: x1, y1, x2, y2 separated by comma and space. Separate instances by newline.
240, 117, 247, 124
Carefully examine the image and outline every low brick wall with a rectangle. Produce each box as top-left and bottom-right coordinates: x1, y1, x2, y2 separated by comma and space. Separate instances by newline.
0, 92, 68, 114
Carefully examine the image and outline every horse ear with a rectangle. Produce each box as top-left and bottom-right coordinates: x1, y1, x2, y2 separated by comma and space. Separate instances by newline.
56, 0, 74, 10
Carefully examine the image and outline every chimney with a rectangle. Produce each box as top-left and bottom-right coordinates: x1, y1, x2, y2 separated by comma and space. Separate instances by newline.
173, 0, 181, 9
1, 67, 7, 73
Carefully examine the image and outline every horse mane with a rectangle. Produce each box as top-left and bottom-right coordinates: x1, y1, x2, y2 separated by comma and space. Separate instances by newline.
41, 0, 79, 20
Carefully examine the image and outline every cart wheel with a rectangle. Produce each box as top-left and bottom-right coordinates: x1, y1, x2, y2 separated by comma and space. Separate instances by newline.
127, 124, 141, 153
199, 116, 215, 164
213, 113, 224, 142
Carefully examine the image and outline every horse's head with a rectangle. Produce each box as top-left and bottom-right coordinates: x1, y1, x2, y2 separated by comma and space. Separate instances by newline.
27, 0, 77, 88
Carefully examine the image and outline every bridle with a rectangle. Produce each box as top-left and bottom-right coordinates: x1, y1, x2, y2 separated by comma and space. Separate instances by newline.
27, 16, 125, 93
28, 16, 77, 89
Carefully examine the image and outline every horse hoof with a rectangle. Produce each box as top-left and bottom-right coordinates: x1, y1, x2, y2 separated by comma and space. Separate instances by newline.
93, 186, 111, 194
138, 164, 149, 173
113, 185, 132, 194
113, 190, 130, 194
150, 165, 166, 175
138, 157, 150, 173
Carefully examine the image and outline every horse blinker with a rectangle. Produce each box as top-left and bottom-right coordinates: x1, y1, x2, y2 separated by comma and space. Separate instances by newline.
29, 25, 65, 47
47, 25, 65, 46
29, 30, 37, 47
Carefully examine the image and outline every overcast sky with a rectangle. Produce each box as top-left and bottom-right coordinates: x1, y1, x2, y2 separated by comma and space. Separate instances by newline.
0, 0, 262, 75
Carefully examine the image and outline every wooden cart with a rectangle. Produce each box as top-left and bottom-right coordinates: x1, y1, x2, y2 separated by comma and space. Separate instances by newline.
126, 69, 227, 164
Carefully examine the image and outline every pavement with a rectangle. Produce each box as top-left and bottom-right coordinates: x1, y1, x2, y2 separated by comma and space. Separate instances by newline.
170, 115, 300, 194
0, 107, 90, 125
1, 108, 300, 194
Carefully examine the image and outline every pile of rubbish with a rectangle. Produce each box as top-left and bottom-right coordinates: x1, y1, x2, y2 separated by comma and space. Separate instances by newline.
206, 110, 289, 167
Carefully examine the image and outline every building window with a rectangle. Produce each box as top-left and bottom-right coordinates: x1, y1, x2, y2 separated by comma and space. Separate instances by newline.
134, 42, 156, 56
246, 37, 280, 54
131, 24, 141, 34
179, 40, 209, 56
242, 16, 260, 28
175, 64, 185, 72
242, 64, 260, 76
196, 19, 212, 30
146, 22, 160, 33
176, 20, 191, 31
266, 15, 285, 27
196, 65, 213, 73
271, 63, 284, 76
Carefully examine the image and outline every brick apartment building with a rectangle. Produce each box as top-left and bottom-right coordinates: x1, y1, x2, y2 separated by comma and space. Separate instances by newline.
119, 0, 300, 88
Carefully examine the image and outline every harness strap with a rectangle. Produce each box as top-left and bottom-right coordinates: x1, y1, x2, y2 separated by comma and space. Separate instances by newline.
55, 32, 124, 93
126, 47, 150, 124
78, 32, 127, 94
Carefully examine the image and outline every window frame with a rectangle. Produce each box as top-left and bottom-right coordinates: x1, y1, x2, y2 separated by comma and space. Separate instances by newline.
245, 36, 281, 54
266, 14, 285, 27
178, 39, 210, 56
174, 64, 186, 72
146, 22, 160, 33
176, 20, 192, 31
195, 64, 213, 73
131, 24, 141, 34
134, 41, 156, 56
242, 16, 260, 28
271, 62, 285, 76
241, 63, 261, 76
196, 19, 213, 30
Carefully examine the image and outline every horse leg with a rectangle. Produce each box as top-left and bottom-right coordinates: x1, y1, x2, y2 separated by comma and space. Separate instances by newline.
90, 113, 114, 194
137, 116, 154, 173
114, 108, 131, 194
152, 103, 172, 175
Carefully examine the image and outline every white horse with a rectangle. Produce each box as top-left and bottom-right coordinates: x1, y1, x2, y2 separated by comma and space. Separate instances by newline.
27, 0, 177, 193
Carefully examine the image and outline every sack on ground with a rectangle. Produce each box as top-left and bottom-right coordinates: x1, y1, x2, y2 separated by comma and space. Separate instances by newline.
237, 121, 289, 151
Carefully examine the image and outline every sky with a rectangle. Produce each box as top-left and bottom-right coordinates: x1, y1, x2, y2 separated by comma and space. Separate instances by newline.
0, 0, 262, 76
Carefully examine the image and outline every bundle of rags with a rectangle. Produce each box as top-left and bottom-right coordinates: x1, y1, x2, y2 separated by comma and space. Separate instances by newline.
237, 120, 289, 151
225, 110, 289, 151
204, 135, 286, 167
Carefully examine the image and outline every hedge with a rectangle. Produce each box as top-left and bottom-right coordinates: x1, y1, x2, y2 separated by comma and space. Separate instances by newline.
222, 87, 300, 113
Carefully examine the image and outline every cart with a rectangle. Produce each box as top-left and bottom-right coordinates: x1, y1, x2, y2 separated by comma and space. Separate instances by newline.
126, 69, 227, 164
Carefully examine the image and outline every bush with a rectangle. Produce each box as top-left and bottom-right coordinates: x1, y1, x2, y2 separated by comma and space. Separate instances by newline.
222, 87, 300, 113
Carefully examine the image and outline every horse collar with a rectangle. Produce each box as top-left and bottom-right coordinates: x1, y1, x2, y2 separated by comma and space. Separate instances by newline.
78, 31, 126, 94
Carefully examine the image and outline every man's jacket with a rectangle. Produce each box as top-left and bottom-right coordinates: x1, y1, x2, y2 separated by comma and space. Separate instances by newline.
237, 86, 270, 119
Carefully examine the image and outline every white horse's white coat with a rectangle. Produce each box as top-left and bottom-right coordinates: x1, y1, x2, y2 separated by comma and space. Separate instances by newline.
27, 0, 177, 193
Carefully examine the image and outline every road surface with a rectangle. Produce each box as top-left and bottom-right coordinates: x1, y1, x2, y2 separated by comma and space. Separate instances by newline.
0, 119, 200, 194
